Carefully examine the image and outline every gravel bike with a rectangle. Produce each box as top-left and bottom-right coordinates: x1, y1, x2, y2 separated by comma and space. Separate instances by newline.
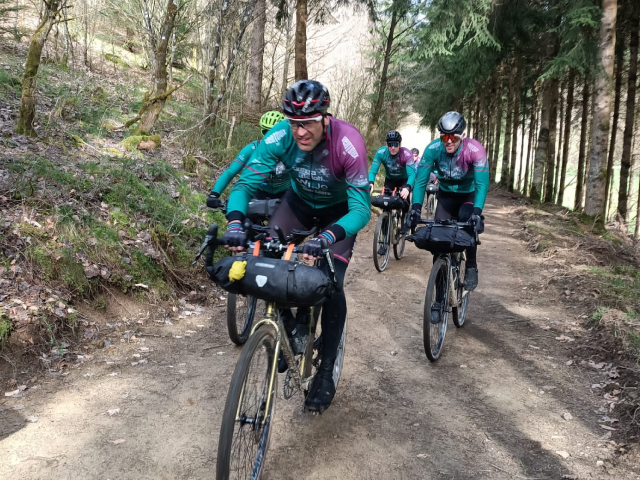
194, 223, 345, 479
371, 189, 408, 272
407, 218, 479, 362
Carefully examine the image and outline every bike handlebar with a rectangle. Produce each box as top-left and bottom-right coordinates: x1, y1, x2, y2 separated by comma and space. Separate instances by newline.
409, 218, 481, 246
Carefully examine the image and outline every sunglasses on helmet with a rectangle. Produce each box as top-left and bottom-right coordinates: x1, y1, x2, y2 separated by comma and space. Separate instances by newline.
387, 142, 400, 148
440, 133, 462, 143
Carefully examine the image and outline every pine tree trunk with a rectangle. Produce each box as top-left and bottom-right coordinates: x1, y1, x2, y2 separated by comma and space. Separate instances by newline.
246, 0, 266, 114
575, 77, 591, 210
294, 0, 308, 80
553, 82, 564, 202
509, 58, 522, 192
15, 0, 61, 136
544, 78, 559, 202
618, 0, 639, 222
605, 28, 624, 219
500, 69, 514, 186
281, 0, 295, 94
532, 79, 553, 202
584, 0, 617, 223
492, 79, 504, 182
557, 69, 575, 207
524, 87, 537, 197
366, 8, 399, 145
517, 108, 526, 191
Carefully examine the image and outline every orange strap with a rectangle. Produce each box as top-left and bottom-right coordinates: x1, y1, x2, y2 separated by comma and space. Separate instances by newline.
252, 240, 261, 257
283, 243, 295, 261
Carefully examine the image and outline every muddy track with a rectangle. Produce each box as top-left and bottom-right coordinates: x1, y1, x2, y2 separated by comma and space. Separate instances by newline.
1, 192, 639, 479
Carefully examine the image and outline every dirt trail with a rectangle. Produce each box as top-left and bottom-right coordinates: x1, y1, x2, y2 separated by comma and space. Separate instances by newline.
1, 192, 639, 480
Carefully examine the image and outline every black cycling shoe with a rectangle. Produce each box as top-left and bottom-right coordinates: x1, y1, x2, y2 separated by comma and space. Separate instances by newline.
464, 267, 479, 291
430, 301, 442, 324
377, 245, 388, 256
305, 358, 336, 413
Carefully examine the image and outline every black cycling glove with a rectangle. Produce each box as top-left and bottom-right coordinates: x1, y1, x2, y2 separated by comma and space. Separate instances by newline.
471, 207, 485, 234
220, 223, 247, 248
301, 233, 333, 258
206, 192, 222, 209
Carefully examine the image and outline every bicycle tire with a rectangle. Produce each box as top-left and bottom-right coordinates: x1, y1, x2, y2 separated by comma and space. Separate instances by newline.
226, 294, 260, 345
452, 256, 469, 328
217, 327, 276, 480
393, 212, 407, 260
423, 257, 449, 362
426, 194, 436, 219
373, 212, 391, 272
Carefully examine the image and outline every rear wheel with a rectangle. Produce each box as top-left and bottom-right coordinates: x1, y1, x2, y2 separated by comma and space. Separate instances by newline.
217, 327, 276, 480
423, 257, 449, 362
452, 257, 469, 328
373, 212, 391, 272
226, 294, 262, 345
393, 211, 407, 260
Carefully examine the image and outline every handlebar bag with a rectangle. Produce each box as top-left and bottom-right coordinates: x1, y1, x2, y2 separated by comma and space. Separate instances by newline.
426, 183, 439, 194
412, 224, 475, 253
209, 256, 334, 306
371, 195, 405, 210
247, 198, 281, 221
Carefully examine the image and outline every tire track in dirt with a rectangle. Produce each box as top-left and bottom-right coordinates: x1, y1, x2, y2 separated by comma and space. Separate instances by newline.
1, 192, 639, 479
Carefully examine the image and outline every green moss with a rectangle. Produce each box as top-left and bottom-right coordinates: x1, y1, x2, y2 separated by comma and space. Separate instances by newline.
120, 135, 161, 151
183, 155, 197, 173
104, 53, 129, 68
0, 309, 12, 348
26, 245, 56, 279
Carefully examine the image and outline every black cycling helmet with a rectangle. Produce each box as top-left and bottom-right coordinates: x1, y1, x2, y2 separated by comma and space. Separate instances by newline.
411, 148, 419, 155
282, 80, 330, 118
386, 130, 402, 143
437, 111, 466, 134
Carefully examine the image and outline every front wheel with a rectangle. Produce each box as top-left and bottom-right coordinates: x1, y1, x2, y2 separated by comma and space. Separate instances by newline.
217, 327, 277, 480
393, 211, 407, 260
423, 257, 450, 362
426, 194, 436, 219
226, 294, 261, 345
452, 257, 469, 328
373, 212, 391, 272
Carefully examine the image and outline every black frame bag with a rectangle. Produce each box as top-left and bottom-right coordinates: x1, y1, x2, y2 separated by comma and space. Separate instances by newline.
426, 183, 439, 194
371, 195, 405, 210
246, 198, 281, 220
208, 256, 334, 307
411, 224, 475, 254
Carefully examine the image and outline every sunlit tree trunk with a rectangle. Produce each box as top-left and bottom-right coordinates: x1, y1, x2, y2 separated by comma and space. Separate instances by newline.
544, 78, 559, 202
557, 69, 575, 207
509, 57, 522, 192
618, 0, 639, 222
491, 77, 504, 182
500, 67, 514, 187
553, 81, 564, 202
575, 78, 591, 210
605, 27, 624, 219
15, 0, 62, 136
585, 0, 617, 224
532, 78, 553, 202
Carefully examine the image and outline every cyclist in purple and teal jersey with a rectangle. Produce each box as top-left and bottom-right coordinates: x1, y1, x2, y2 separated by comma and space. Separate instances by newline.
220, 80, 370, 413
410, 111, 489, 291
368, 130, 416, 202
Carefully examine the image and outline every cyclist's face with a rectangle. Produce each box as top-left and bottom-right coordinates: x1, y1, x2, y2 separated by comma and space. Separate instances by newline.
290, 116, 328, 151
387, 143, 400, 155
443, 136, 462, 154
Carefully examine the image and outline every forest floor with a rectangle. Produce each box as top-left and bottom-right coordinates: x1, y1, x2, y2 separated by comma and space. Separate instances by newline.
3, 190, 640, 480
